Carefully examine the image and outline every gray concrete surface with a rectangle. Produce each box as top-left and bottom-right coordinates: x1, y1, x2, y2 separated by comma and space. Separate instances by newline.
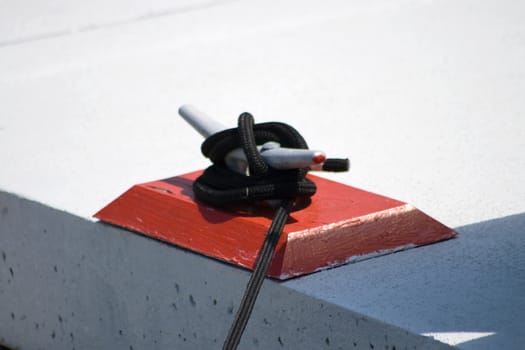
0, 191, 452, 350
1, 0, 524, 348
286, 213, 525, 349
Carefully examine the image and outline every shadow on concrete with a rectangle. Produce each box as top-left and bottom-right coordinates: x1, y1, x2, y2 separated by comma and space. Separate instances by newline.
285, 212, 525, 350
421, 212, 525, 350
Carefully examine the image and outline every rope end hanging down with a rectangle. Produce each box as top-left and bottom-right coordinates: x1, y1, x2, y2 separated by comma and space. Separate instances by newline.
179, 106, 349, 350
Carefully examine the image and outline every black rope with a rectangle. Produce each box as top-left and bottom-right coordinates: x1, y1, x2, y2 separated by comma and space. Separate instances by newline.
222, 199, 292, 350
192, 112, 348, 350
194, 116, 318, 206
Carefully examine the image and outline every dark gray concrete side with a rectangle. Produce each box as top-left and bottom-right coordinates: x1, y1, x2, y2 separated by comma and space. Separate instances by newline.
0, 191, 452, 350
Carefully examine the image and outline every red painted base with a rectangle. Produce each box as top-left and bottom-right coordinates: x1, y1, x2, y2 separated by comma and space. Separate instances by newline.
94, 171, 456, 280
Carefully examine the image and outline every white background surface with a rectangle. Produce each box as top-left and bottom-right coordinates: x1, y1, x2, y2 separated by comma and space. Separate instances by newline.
1, 0, 524, 348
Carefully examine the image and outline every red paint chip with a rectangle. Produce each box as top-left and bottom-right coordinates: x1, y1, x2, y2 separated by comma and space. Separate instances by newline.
94, 170, 456, 280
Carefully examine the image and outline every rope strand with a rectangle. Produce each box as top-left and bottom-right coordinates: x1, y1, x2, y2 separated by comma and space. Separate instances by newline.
222, 199, 292, 350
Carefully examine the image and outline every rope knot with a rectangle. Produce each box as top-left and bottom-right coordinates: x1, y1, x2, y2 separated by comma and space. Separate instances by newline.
193, 112, 318, 206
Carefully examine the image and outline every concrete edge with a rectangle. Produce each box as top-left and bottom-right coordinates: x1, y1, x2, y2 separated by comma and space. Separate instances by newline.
0, 190, 454, 349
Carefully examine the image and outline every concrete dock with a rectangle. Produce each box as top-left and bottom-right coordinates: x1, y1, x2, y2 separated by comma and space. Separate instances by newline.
1, 0, 524, 348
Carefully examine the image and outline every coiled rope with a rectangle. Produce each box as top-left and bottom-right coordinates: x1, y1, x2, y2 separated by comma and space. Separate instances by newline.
193, 112, 348, 350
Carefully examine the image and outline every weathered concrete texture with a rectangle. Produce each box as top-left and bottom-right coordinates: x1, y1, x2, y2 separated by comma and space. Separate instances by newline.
0, 191, 453, 350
